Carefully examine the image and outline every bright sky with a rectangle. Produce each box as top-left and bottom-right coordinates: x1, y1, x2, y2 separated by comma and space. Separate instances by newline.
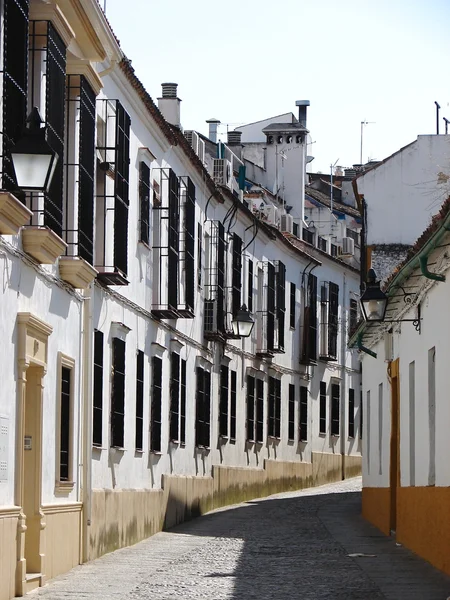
103, 0, 450, 173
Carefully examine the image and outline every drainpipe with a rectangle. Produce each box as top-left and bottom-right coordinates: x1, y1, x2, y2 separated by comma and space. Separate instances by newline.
340, 272, 347, 480
419, 255, 445, 282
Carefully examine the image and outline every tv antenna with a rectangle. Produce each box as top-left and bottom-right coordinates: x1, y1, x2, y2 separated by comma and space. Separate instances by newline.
330, 158, 339, 214
360, 120, 375, 164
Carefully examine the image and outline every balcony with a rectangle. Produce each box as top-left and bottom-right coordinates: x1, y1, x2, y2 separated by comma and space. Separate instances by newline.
59, 256, 98, 289
22, 226, 67, 264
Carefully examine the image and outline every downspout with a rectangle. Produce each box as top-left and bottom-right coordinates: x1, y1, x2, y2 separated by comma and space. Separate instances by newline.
356, 332, 377, 359
419, 255, 445, 282
340, 271, 347, 480
98, 59, 118, 78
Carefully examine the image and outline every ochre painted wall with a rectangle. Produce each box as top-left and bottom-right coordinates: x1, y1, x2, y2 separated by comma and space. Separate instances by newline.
362, 487, 391, 536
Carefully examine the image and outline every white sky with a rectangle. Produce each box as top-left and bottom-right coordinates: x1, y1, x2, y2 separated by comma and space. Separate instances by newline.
102, 0, 450, 172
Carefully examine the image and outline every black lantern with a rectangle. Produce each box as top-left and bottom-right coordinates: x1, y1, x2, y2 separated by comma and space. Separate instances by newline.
232, 305, 255, 338
10, 107, 58, 193
360, 268, 388, 322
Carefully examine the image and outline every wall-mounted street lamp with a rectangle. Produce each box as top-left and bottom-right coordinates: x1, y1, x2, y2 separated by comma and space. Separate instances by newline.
360, 268, 421, 333
232, 304, 255, 338
10, 107, 58, 193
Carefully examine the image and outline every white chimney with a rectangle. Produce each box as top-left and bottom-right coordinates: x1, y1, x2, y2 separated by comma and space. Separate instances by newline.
158, 83, 181, 128
295, 100, 310, 128
206, 118, 220, 144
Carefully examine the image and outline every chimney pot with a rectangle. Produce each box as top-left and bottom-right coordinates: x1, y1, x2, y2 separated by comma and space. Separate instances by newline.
161, 82, 178, 98
206, 118, 221, 144
227, 130, 242, 145
295, 100, 310, 128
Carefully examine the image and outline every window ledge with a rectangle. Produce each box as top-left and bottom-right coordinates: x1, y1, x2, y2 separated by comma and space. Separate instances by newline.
0, 191, 32, 234
110, 446, 125, 452
150, 450, 163, 455
55, 480, 75, 493
135, 449, 145, 454
59, 256, 98, 289
22, 226, 67, 264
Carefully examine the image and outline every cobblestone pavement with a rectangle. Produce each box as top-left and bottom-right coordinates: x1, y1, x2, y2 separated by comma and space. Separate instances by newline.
21, 477, 450, 600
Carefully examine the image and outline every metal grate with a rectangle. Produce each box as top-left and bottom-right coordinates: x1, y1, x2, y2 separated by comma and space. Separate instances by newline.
300, 273, 318, 364
203, 221, 226, 339
195, 367, 211, 448
93, 330, 104, 446
169, 352, 180, 442
135, 350, 144, 451
60, 366, 71, 480
150, 356, 162, 452
111, 338, 125, 448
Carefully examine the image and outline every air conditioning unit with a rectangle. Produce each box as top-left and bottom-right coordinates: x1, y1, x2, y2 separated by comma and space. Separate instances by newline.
184, 130, 199, 154
340, 237, 355, 257
261, 204, 279, 226
213, 158, 232, 188
197, 139, 206, 164
279, 214, 294, 234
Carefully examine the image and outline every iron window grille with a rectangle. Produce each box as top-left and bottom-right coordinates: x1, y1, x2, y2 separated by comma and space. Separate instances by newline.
95, 99, 130, 285
60, 366, 71, 481
204, 220, 226, 339
319, 281, 339, 361
197, 223, 202, 287
150, 356, 162, 452
64, 74, 96, 263
318, 236, 327, 252
93, 330, 104, 446
290, 282, 296, 329
256, 261, 276, 356
139, 161, 150, 246
195, 366, 211, 448
180, 359, 186, 444
111, 337, 126, 448
346, 228, 360, 247
231, 233, 242, 318
330, 243, 338, 257
255, 378, 264, 443
230, 370, 237, 441
348, 388, 355, 439
1, 0, 29, 192
135, 350, 144, 451
248, 258, 254, 312
359, 391, 363, 440
331, 382, 340, 436
268, 376, 281, 439
28, 20, 66, 236
288, 383, 295, 441
300, 273, 318, 364
319, 381, 327, 434
273, 261, 286, 353
177, 176, 195, 317
349, 298, 358, 339
169, 352, 181, 442
302, 227, 314, 245
299, 386, 308, 442
246, 375, 256, 442
219, 364, 229, 438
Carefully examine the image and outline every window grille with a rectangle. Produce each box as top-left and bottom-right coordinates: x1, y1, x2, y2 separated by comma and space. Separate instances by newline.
248, 259, 254, 312
219, 365, 229, 437
93, 330, 104, 446
135, 350, 144, 451
268, 376, 281, 438
111, 338, 125, 448
290, 282, 296, 329
346, 228, 360, 246
169, 352, 180, 442
330, 243, 338, 257
299, 386, 308, 442
139, 161, 150, 245
349, 298, 358, 339
150, 356, 162, 452
256, 261, 275, 356
302, 228, 314, 245
273, 261, 286, 353
96, 99, 130, 284
319, 281, 339, 361
246, 375, 255, 441
231, 233, 242, 317
230, 370, 237, 441
204, 221, 226, 339
288, 384, 295, 441
177, 176, 195, 317
180, 359, 186, 444
65, 75, 96, 263
197, 223, 202, 287
318, 236, 327, 252
60, 366, 71, 480
195, 367, 211, 448
300, 273, 318, 364
255, 378, 264, 443
1, 0, 29, 192
331, 382, 340, 436
319, 381, 327, 434
348, 388, 355, 438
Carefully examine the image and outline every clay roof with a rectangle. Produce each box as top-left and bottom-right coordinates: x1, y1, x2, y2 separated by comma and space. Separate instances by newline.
305, 187, 361, 219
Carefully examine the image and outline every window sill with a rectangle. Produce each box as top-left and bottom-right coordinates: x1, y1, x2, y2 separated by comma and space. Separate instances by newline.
110, 446, 125, 451
135, 449, 144, 454
55, 480, 75, 493
319, 432, 327, 437
150, 450, 163, 455
331, 434, 340, 438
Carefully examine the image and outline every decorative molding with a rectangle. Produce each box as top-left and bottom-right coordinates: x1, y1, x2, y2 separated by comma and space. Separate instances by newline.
17, 312, 53, 339
54, 481, 76, 494
29, 2, 76, 47
0, 506, 21, 519
195, 355, 213, 370
41, 502, 82, 515
65, 59, 103, 95
246, 366, 265, 379
151, 341, 167, 358
22, 226, 67, 264
111, 321, 131, 341
170, 338, 184, 353
0, 192, 32, 235
59, 256, 98, 289
138, 146, 157, 163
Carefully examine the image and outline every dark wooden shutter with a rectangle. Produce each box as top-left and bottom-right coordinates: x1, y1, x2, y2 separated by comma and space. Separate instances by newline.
151, 356, 162, 452
299, 386, 308, 442
184, 177, 195, 312
328, 282, 339, 358
139, 161, 150, 245
180, 360, 186, 444
290, 283, 296, 329
169, 352, 180, 442
331, 382, 340, 436
288, 384, 295, 441
319, 381, 327, 434
276, 261, 286, 351
60, 366, 71, 480
93, 330, 104, 446
268, 376, 275, 437
275, 378, 281, 438
114, 102, 131, 276
204, 370, 211, 448
255, 379, 264, 443
348, 388, 355, 438
267, 262, 276, 351
217, 222, 225, 333
167, 169, 179, 310
219, 365, 229, 437
246, 376, 255, 441
248, 259, 254, 312
111, 338, 126, 448
232, 234, 242, 316
230, 370, 237, 440
135, 350, 144, 451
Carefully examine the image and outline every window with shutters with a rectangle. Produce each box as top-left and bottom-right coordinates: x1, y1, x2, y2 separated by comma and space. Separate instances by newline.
96, 99, 131, 285
177, 176, 195, 317
348, 388, 355, 438
273, 261, 286, 353
197, 223, 202, 287
302, 228, 315, 245
319, 281, 339, 361
1, 0, 29, 192
28, 21, 66, 235
195, 367, 211, 448
268, 376, 281, 439
288, 384, 295, 441
300, 273, 318, 364
349, 298, 358, 339
246, 376, 256, 441
290, 283, 296, 329
219, 364, 229, 437
93, 330, 104, 446
359, 391, 363, 439
65, 75, 96, 264
319, 381, 327, 434
57, 355, 74, 485
150, 356, 162, 452
255, 378, 264, 443
231, 232, 242, 319
248, 259, 254, 312
111, 338, 126, 448
299, 386, 308, 442
204, 221, 226, 339
256, 261, 276, 355
180, 359, 186, 444
135, 350, 144, 451
169, 352, 181, 442
331, 382, 340, 436
139, 161, 150, 245
230, 370, 237, 441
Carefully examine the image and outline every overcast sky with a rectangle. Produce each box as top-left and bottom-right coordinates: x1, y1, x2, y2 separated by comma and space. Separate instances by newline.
102, 0, 450, 173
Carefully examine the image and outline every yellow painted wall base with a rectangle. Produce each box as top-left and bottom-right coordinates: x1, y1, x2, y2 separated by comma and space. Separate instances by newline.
0, 510, 19, 600
89, 453, 362, 561
42, 503, 82, 581
362, 487, 391, 535
397, 486, 450, 576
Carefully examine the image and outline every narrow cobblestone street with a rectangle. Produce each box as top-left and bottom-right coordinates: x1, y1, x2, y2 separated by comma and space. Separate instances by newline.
21, 478, 450, 600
